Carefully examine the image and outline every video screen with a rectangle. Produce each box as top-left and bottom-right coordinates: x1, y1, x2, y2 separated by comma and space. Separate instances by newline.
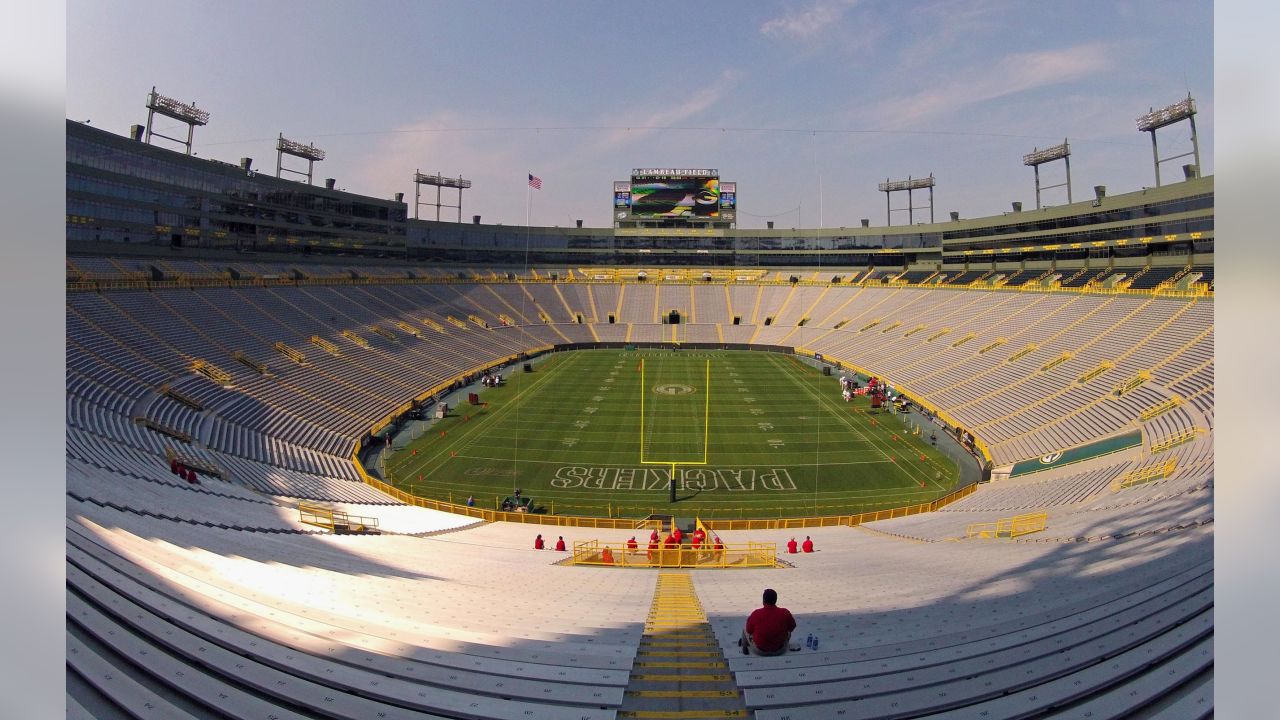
629, 176, 720, 218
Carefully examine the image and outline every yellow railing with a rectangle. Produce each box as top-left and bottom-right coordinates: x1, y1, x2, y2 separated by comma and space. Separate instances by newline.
1077, 360, 1115, 384
966, 511, 1048, 539
190, 359, 233, 386
231, 351, 269, 375
341, 329, 370, 348
569, 540, 778, 568
394, 320, 423, 337
1150, 428, 1202, 454
134, 417, 193, 443
163, 447, 225, 480
978, 338, 1008, 354
310, 335, 341, 355
273, 341, 309, 365
1007, 343, 1038, 363
1113, 370, 1152, 396
1113, 459, 1178, 490
1040, 352, 1073, 372
298, 502, 380, 533
1139, 396, 1184, 421
159, 383, 204, 410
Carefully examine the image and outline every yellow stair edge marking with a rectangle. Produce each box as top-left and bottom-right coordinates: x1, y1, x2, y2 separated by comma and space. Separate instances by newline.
634, 661, 727, 669
626, 690, 741, 699
619, 710, 748, 718
631, 673, 733, 682
638, 651, 722, 657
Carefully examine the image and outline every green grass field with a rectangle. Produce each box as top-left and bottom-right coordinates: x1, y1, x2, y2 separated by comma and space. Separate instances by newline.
381, 349, 959, 519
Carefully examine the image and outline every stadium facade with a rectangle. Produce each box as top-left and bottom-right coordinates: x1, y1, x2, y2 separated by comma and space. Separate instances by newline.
67, 118, 1212, 274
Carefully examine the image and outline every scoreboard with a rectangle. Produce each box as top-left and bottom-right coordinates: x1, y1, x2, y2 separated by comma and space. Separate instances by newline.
614, 169, 736, 224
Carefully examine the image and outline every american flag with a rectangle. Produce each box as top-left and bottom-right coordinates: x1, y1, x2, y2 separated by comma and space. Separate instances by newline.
528, 173, 542, 190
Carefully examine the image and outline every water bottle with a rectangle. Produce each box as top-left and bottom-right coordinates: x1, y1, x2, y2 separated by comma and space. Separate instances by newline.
806, 633, 814, 649
812, 635, 819, 650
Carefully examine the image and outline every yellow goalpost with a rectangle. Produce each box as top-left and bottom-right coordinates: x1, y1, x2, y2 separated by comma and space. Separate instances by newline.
639, 357, 711, 501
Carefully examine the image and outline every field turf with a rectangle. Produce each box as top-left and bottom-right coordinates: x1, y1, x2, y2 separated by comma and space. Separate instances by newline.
382, 349, 959, 519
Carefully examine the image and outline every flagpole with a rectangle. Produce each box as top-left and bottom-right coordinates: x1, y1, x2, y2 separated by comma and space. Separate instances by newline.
514, 175, 533, 501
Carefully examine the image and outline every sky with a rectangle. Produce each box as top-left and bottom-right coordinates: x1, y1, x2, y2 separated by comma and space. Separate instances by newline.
66, 0, 1213, 229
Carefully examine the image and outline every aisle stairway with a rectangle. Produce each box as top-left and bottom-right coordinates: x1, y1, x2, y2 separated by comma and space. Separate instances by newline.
619, 573, 748, 719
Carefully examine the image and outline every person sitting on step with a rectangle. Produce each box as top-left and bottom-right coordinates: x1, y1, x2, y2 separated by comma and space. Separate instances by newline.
740, 588, 799, 656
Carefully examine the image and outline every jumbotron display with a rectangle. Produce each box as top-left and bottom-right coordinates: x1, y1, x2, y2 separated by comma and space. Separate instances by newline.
615, 169, 736, 223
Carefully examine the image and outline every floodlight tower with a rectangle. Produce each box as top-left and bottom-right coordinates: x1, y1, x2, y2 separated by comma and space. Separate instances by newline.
143, 86, 210, 155
1136, 94, 1201, 187
877, 175, 935, 226
413, 171, 472, 222
275, 134, 326, 185
1022, 140, 1073, 209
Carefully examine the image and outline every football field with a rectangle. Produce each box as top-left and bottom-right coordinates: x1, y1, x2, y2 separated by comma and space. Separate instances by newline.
383, 349, 959, 519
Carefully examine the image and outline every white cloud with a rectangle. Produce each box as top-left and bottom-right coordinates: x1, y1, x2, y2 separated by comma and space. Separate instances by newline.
597, 70, 740, 148
760, 0, 859, 41
861, 43, 1114, 126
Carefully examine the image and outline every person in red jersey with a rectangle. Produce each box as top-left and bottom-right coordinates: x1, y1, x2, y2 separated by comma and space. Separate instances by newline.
739, 588, 799, 656
663, 532, 678, 548
626, 536, 638, 551
554, 536, 566, 552
601, 547, 614, 564
786, 537, 798, 554
672, 526, 683, 543
692, 528, 704, 549
650, 528, 660, 544
802, 536, 814, 553
533, 534, 544, 550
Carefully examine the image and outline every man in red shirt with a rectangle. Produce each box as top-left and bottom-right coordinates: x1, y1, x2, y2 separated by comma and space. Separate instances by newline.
801, 536, 814, 553
740, 588, 798, 656
626, 536, 638, 551
554, 536, 566, 552
533, 534, 544, 550
786, 537, 798, 554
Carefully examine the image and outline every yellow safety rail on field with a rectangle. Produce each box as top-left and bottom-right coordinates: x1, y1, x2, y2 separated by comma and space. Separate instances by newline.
569, 540, 779, 568
1113, 459, 1178, 490
297, 502, 380, 534
966, 511, 1048, 539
